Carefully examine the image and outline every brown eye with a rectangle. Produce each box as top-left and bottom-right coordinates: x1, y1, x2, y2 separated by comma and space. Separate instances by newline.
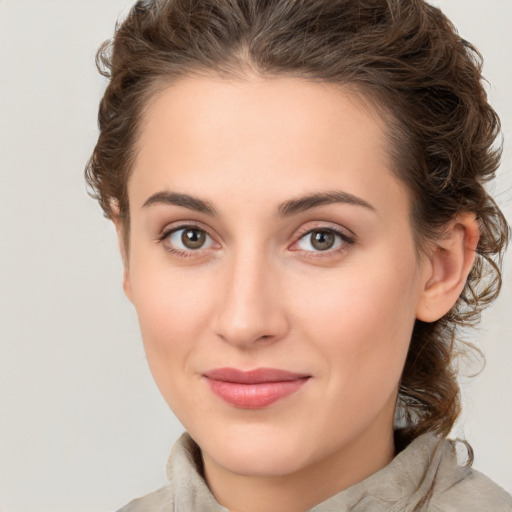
165, 226, 214, 252
296, 228, 349, 253
181, 228, 206, 249
310, 230, 335, 251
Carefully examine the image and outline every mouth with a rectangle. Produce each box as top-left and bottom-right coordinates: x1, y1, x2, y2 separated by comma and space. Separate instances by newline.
202, 367, 311, 409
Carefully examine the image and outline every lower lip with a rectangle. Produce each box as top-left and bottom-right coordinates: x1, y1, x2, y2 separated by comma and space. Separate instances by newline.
205, 378, 309, 409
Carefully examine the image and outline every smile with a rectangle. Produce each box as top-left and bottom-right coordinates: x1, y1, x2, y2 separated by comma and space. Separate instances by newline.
202, 368, 311, 409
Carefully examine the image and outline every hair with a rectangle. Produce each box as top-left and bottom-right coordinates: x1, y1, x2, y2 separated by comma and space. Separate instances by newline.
85, 0, 509, 446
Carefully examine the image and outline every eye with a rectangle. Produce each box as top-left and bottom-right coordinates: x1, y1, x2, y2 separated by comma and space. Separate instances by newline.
295, 228, 353, 253
163, 226, 216, 253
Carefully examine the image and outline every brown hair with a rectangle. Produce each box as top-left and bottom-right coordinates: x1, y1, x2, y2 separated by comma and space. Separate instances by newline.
85, 0, 509, 445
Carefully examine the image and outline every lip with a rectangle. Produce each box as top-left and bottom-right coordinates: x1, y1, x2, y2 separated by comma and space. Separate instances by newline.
202, 367, 311, 409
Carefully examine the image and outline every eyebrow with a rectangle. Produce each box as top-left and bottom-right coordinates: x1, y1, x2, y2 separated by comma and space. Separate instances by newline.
142, 191, 218, 216
142, 190, 375, 217
276, 191, 376, 217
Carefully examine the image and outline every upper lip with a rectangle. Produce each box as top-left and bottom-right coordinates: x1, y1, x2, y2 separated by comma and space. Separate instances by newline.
203, 367, 310, 384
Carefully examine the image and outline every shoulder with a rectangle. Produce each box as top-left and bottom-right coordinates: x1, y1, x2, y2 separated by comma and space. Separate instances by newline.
114, 432, 226, 512
430, 463, 512, 511
396, 433, 512, 511
115, 485, 173, 512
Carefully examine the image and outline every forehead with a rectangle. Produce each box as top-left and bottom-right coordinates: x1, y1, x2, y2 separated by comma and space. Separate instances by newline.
136, 74, 388, 159
129, 75, 404, 215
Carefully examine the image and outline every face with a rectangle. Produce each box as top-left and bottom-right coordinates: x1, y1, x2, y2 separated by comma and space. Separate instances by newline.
122, 76, 431, 479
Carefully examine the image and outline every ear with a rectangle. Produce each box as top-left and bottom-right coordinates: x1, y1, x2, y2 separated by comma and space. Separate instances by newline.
416, 213, 480, 322
111, 206, 134, 304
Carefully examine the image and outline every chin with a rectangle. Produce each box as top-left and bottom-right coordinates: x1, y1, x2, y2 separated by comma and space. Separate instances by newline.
192, 421, 324, 477
214, 443, 308, 477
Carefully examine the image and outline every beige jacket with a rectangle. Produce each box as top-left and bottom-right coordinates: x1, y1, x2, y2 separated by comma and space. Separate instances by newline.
117, 432, 512, 511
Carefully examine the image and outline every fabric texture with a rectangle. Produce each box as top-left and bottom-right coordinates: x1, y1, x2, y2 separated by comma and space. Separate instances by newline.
116, 432, 512, 511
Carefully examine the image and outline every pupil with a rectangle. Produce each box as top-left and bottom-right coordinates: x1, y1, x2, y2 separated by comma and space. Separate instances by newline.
182, 229, 205, 249
312, 230, 334, 251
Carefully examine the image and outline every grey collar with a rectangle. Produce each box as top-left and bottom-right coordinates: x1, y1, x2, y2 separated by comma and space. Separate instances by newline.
165, 431, 465, 512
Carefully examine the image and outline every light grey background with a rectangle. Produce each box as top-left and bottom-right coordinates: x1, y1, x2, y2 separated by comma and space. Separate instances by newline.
0, 1, 510, 511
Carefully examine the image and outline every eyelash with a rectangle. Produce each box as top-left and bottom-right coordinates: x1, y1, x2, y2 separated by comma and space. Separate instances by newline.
291, 226, 355, 259
157, 223, 356, 259
157, 223, 217, 258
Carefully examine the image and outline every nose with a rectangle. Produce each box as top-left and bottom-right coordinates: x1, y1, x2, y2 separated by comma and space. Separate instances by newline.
212, 251, 289, 349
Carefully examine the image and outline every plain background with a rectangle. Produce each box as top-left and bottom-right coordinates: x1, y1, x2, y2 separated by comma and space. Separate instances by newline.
0, 0, 511, 510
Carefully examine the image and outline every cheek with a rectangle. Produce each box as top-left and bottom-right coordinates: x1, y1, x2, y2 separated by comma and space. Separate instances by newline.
127, 260, 215, 391
290, 250, 420, 396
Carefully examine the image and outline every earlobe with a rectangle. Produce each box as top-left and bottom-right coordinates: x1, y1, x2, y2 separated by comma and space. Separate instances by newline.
416, 213, 480, 323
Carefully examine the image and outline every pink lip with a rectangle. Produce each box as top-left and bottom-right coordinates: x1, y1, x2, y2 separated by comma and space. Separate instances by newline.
203, 368, 310, 409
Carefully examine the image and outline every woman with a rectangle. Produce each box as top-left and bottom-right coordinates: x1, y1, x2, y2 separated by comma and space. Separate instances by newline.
85, 0, 511, 510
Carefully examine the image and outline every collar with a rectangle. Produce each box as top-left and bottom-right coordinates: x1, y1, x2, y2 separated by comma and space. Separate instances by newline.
165, 431, 467, 512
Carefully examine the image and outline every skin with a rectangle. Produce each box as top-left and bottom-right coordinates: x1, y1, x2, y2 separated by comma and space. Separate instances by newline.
116, 75, 479, 512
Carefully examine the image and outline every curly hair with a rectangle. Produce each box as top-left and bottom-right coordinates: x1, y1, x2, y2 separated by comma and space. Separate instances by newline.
85, 0, 509, 445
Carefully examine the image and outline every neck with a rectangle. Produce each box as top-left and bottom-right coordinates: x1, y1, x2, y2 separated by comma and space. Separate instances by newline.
202, 419, 395, 512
